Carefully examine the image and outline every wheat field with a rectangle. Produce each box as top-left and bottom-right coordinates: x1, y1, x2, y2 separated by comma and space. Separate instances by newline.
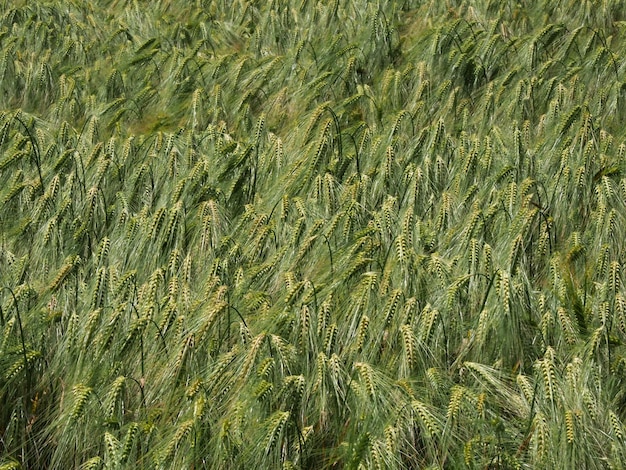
2, 0, 626, 468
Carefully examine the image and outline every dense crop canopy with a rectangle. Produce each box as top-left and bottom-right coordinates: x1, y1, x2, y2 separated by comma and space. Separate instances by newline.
2, 0, 626, 468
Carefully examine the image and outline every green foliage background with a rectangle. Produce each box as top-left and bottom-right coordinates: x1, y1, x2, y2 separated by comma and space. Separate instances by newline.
2, 0, 626, 468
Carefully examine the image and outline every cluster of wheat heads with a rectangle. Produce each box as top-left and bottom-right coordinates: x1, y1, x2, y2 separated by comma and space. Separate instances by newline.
2, 0, 626, 468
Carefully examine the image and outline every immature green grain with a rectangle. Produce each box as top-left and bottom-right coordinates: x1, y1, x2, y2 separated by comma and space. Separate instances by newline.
609, 411, 623, 440
106, 375, 126, 418
82, 308, 102, 349
539, 346, 557, 405
565, 409, 575, 444
91, 266, 108, 308
0, 149, 28, 172
80, 457, 102, 470
264, 411, 290, 455
418, 305, 438, 344
400, 324, 416, 369
482, 242, 493, 275
158, 419, 195, 466
324, 323, 337, 355
557, 307, 577, 344
411, 400, 439, 437
49, 255, 80, 292
70, 384, 93, 420
383, 289, 402, 327
119, 422, 139, 464
95, 237, 111, 267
